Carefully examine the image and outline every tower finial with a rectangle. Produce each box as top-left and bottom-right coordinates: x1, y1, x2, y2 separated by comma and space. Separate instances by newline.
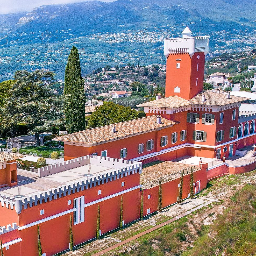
182, 27, 192, 38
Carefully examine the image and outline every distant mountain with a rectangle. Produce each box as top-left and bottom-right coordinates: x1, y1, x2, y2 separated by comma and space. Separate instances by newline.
0, 0, 255, 82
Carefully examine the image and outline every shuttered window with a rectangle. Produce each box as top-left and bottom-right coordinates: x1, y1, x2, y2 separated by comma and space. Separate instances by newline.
202, 113, 215, 124
146, 139, 154, 151
193, 131, 207, 142
187, 113, 199, 123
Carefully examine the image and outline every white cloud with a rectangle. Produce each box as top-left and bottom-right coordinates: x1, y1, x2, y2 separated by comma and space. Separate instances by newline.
0, 0, 116, 14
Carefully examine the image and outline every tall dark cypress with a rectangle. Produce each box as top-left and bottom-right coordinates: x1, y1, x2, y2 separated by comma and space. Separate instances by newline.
64, 46, 85, 133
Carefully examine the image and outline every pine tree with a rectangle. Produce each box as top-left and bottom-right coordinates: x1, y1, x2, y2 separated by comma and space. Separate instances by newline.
64, 46, 85, 133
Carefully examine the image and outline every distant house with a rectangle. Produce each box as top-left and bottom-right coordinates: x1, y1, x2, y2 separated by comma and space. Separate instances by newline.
206, 72, 231, 89
248, 66, 256, 72
109, 90, 132, 98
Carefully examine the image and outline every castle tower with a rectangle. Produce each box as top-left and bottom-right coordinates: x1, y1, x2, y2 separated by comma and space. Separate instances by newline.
164, 27, 209, 100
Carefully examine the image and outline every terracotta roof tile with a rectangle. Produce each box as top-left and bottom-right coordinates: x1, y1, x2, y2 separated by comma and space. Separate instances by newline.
57, 116, 176, 145
137, 96, 190, 109
190, 90, 247, 106
141, 161, 199, 189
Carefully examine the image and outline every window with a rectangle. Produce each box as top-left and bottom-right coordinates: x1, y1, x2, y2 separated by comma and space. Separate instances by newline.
138, 143, 144, 154
98, 190, 102, 195
180, 130, 187, 141
101, 150, 107, 157
121, 182, 125, 187
250, 121, 255, 134
74, 196, 84, 225
193, 131, 207, 142
229, 127, 236, 138
229, 144, 234, 157
160, 136, 168, 147
196, 78, 198, 86
223, 146, 227, 153
40, 209, 44, 215
232, 109, 236, 120
238, 124, 243, 138
120, 148, 127, 158
219, 112, 224, 124
172, 132, 177, 144
176, 63, 180, 68
197, 63, 199, 71
202, 113, 215, 124
187, 113, 199, 123
148, 195, 151, 199
216, 130, 224, 142
216, 148, 221, 159
146, 139, 154, 151
147, 208, 151, 214
244, 122, 249, 136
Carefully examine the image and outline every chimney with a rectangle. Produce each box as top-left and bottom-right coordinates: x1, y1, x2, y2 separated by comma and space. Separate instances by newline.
156, 93, 161, 100
201, 94, 205, 103
156, 116, 162, 124
227, 91, 231, 99
112, 125, 117, 133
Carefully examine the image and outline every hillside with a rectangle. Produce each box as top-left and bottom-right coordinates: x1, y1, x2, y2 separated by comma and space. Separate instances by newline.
0, 0, 255, 81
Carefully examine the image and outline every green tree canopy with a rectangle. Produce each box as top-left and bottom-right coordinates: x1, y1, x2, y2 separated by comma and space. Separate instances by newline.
0, 70, 63, 137
64, 46, 85, 133
0, 80, 14, 107
87, 102, 141, 128
131, 81, 149, 97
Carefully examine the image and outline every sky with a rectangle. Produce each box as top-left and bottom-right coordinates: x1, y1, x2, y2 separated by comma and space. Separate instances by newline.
0, 0, 116, 14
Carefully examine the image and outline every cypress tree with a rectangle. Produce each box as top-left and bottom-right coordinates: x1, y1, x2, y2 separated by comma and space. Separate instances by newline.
64, 46, 85, 133
37, 225, 42, 256
69, 215, 74, 251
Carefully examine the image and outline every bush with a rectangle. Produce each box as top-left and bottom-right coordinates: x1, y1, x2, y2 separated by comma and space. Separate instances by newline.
50, 151, 59, 159
12, 147, 18, 153
37, 157, 46, 166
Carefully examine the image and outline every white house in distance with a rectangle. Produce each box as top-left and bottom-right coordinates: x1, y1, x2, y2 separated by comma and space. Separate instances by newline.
109, 90, 132, 98
206, 72, 231, 89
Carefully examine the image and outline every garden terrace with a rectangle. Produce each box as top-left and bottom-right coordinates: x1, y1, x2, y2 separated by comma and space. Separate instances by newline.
140, 161, 199, 189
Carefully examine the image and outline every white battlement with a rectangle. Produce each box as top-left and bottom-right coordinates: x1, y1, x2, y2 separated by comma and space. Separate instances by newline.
0, 223, 18, 235
164, 27, 209, 57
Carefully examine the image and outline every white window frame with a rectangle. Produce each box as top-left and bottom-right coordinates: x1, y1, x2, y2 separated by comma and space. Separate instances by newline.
74, 196, 85, 225
180, 130, 186, 141
146, 139, 154, 151
229, 127, 235, 138
171, 132, 177, 144
160, 136, 168, 147
138, 143, 144, 154
176, 63, 180, 69
232, 109, 236, 120
219, 112, 224, 124
120, 148, 127, 158
216, 130, 224, 142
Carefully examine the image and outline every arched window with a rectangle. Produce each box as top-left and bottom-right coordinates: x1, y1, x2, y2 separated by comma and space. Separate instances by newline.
238, 124, 243, 138
244, 122, 249, 136
250, 121, 255, 134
